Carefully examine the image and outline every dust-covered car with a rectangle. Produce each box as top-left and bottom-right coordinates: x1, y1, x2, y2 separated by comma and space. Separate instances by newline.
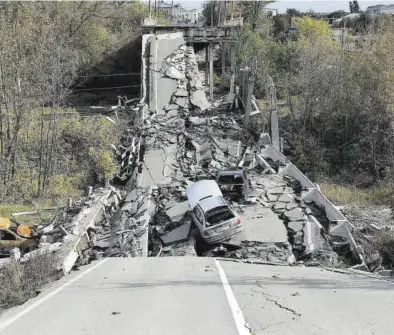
216, 168, 249, 198
187, 180, 243, 244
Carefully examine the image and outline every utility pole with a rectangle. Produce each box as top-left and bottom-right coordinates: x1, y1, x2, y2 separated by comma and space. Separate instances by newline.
148, 0, 152, 19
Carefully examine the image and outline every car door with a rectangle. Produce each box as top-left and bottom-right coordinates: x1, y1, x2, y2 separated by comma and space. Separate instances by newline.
192, 205, 205, 233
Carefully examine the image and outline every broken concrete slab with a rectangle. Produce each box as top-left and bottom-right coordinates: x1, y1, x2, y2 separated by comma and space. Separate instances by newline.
284, 208, 305, 221
273, 203, 287, 211
286, 202, 298, 211
288, 221, 304, 233
267, 187, 284, 194
175, 97, 188, 108
165, 201, 189, 222
161, 221, 192, 245
165, 66, 184, 80
190, 90, 210, 111
164, 104, 179, 111
188, 116, 206, 125
267, 193, 278, 202
277, 193, 294, 203
174, 89, 188, 97
20, 242, 62, 263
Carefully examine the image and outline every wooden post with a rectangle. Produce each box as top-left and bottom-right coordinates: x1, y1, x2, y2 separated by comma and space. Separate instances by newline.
209, 42, 214, 97
244, 71, 254, 127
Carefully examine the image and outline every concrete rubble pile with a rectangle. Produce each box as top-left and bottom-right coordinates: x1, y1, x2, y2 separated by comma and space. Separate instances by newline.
90, 186, 156, 258
161, 44, 210, 113
255, 145, 367, 268
0, 188, 122, 273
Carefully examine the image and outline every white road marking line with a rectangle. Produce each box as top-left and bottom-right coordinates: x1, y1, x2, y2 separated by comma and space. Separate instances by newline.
215, 259, 251, 335
0, 258, 108, 332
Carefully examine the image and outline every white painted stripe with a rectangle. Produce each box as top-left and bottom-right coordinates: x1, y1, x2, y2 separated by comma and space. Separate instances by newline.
215, 259, 250, 335
0, 258, 108, 332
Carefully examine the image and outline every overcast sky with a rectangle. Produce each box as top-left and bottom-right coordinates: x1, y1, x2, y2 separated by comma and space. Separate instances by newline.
180, 1, 394, 13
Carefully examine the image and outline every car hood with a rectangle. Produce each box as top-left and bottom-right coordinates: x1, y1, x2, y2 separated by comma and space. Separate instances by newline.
186, 180, 223, 209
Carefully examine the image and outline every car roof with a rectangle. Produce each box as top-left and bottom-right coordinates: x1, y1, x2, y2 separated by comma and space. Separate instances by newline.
186, 180, 223, 209
199, 196, 228, 213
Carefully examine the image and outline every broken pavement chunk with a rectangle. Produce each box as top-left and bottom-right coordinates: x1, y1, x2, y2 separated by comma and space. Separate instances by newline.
161, 221, 191, 245
165, 201, 189, 222
277, 193, 294, 203
164, 104, 179, 111
174, 89, 188, 97
287, 221, 304, 232
190, 90, 210, 111
165, 66, 183, 80
284, 208, 305, 221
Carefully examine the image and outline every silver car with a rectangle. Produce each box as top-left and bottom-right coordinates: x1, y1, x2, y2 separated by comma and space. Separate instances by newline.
187, 180, 243, 244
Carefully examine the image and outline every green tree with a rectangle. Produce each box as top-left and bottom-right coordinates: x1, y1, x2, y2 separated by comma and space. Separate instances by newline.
349, 0, 360, 13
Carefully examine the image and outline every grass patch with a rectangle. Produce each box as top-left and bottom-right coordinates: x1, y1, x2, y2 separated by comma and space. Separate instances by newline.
0, 254, 60, 310
319, 182, 393, 206
0, 203, 55, 227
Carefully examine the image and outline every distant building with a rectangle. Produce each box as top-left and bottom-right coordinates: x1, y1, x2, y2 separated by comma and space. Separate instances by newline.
366, 4, 394, 15
262, 8, 277, 17
157, 1, 202, 24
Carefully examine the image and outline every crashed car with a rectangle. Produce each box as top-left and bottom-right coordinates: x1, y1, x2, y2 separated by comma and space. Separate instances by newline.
187, 180, 243, 244
0, 217, 38, 256
216, 168, 249, 198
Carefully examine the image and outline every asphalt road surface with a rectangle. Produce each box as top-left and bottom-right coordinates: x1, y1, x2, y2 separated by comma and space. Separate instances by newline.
1, 258, 394, 335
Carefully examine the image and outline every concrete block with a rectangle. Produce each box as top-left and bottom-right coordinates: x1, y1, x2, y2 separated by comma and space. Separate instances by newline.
165, 201, 189, 222
284, 208, 305, 221
190, 90, 210, 111
161, 221, 192, 245
278, 193, 294, 203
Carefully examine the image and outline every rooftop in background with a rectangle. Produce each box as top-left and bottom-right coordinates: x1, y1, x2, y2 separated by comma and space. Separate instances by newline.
366, 4, 394, 14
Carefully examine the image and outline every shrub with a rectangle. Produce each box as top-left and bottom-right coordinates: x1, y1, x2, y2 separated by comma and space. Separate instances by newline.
0, 254, 60, 310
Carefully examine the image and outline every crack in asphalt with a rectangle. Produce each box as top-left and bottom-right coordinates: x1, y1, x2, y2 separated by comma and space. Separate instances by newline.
252, 286, 302, 317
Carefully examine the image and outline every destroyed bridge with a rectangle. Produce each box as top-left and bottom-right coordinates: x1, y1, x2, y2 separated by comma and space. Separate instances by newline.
0, 24, 393, 335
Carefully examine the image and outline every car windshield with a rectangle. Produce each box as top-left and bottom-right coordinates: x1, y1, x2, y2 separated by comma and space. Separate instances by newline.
205, 206, 235, 226
217, 174, 244, 185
